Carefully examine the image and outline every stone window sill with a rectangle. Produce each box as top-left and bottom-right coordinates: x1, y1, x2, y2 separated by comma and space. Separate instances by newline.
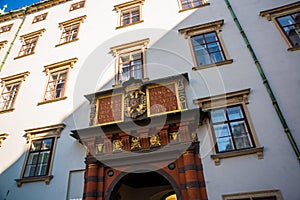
0, 108, 15, 114
15, 175, 53, 187
14, 52, 35, 60
211, 146, 264, 166
287, 46, 300, 52
179, 3, 210, 13
55, 38, 79, 47
37, 96, 67, 105
116, 20, 144, 29
192, 59, 233, 71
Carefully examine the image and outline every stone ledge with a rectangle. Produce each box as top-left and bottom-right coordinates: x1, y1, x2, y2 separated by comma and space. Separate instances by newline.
15, 175, 53, 187
211, 147, 264, 166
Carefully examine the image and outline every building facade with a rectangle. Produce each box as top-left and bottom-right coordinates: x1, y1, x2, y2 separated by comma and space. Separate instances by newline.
0, 0, 299, 199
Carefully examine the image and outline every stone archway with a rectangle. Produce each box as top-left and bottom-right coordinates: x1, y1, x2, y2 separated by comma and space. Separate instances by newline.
108, 171, 178, 200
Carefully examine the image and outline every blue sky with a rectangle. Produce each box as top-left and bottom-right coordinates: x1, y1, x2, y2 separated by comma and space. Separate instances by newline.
0, 0, 43, 12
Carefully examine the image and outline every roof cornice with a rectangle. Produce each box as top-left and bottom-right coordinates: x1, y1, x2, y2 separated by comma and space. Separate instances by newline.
0, 0, 72, 23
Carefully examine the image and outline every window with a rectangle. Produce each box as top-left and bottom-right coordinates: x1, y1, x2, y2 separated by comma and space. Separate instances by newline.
0, 40, 8, 50
15, 29, 46, 59
114, 0, 144, 29
0, 23, 13, 33
179, 19, 233, 70
0, 71, 30, 113
110, 38, 149, 84
15, 124, 65, 187
210, 105, 254, 152
32, 13, 47, 23
24, 138, 55, 178
260, 2, 300, 51
70, 0, 85, 11
194, 89, 263, 165
179, 0, 209, 12
56, 15, 86, 47
38, 58, 77, 105
222, 190, 282, 200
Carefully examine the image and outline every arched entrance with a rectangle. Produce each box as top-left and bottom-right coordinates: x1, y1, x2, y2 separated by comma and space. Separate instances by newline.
109, 171, 177, 200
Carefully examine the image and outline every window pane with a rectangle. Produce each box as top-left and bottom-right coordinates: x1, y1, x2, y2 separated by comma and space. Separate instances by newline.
31, 141, 41, 151
213, 124, 230, 138
192, 35, 205, 45
27, 153, 39, 164
207, 42, 222, 53
211, 109, 226, 123
231, 121, 252, 149
216, 137, 233, 152
227, 106, 243, 120
210, 52, 224, 63
205, 32, 218, 43
194, 45, 211, 65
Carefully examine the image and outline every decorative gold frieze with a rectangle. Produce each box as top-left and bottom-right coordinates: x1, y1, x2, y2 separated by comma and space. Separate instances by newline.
130, 137, 141, 150
149, 134, 161, 147
113, 139, 123, 152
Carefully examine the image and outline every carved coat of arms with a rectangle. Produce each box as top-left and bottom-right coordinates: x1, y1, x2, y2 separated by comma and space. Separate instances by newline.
124, 87, 147, 119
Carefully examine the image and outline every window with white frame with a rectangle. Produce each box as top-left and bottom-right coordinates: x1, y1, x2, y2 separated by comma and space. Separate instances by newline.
15, 29, 45, 59
16, 124, 65, 187
194, 89, 263, 165
179, 19, 233, 70
114, 0, 144, 29
0, 71, 30, 113
110, 38, 149, 84
56, 15, 86, 47
39, 58, 77, 105
260, 2, 300, 51
179, 0, 209, 11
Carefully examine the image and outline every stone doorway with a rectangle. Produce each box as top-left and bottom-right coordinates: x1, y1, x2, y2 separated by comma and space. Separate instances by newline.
108, 171, 178, 200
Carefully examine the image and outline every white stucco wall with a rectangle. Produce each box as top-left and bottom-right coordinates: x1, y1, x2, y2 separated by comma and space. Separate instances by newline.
0, 0, 299, 199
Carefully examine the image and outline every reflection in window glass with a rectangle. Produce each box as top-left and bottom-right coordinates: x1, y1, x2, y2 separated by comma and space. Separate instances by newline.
210, 105, 254, 152
276, 12, 300, 47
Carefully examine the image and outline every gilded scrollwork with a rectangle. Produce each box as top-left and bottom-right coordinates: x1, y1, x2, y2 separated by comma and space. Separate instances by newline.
113, 139, 123, 151
149, 134, 161, 147
130, 137, 141, 150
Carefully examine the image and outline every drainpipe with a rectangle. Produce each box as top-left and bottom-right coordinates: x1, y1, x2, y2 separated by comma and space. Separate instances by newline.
0, 8, 27, 72
224, 0, 300, 163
